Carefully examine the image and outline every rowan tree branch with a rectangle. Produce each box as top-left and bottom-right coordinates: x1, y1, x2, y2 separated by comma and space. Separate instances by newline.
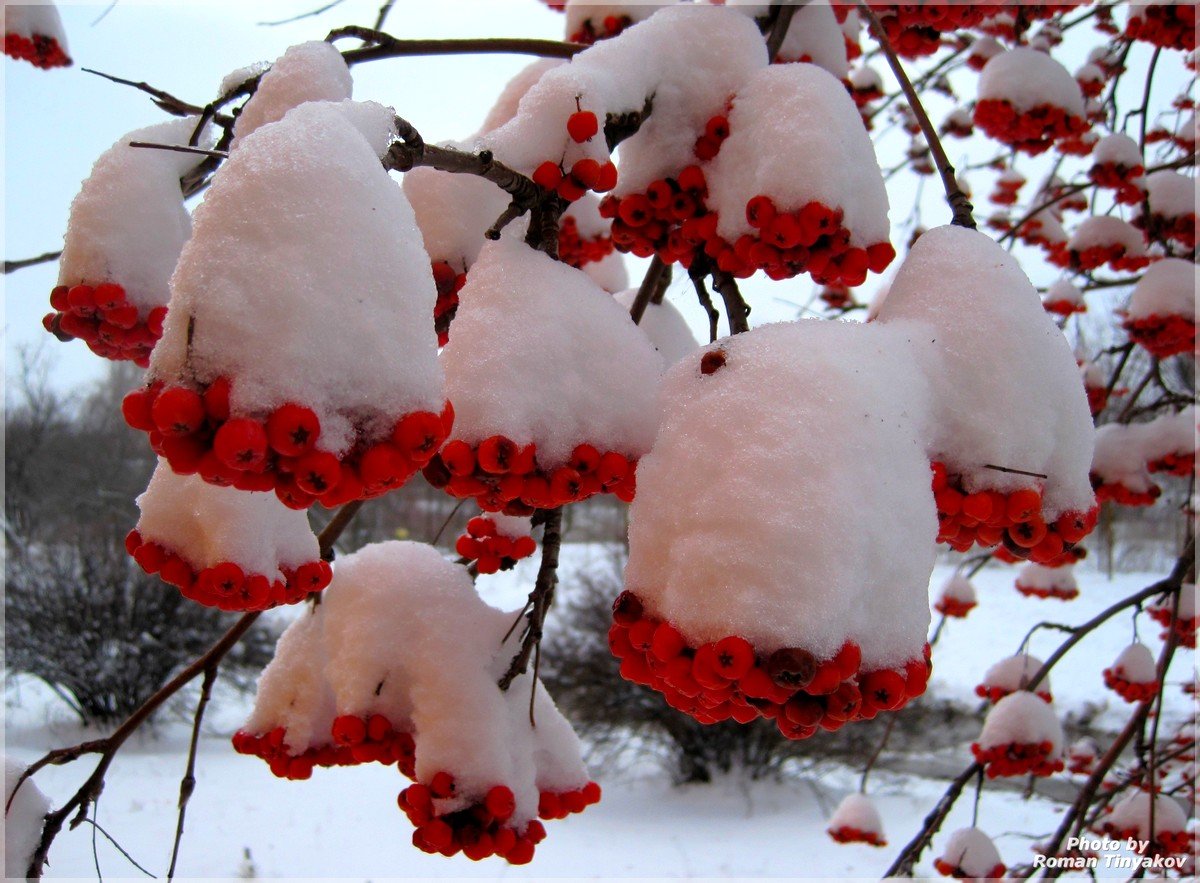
5, 251, 62, 275
628, 256, 670, 325
327, 27, 581, 63
498, 507, 563, 694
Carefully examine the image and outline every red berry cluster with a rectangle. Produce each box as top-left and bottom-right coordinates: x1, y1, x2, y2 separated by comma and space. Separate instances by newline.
849, 80, 883, 108
1121, 314, 1197, 360
455, 516, 537, 574
972, 736, 1064, 778
974, 99, 1090, 156
974, 681, 1052, 705
432, 261, 466, 348
694, 197, 896, 286
832, 4, 987, 58
1091, 473, 1161, 507
933, 856, 1006, 879
609, 591, 930, 740
932, 463, 1096, 566
1085, 382, 1112, 417
44, 283, 165, 367
1042, 296, 1086, 317
1089, 161, 1146, 205
941, 115, 973, 139
232, 713, 417, 781
1067, 747, 1096, 775
122, 379, 452, 509
1102, 667, 1159, 703
1132, 208, 1196, 250
1014, 575, 1079, 602
1147, 450, 1195, 477
424, 438, 636, 514
556, 215, 615, 269
819, 285, 854, 310
993, 543, 1085, 567
568, 14, 633, 46
4, 32, 70, 68
1147, 601, 1197, 649
827, 825, 886, 847
600, 165, 710, 266
125, 528, 331, 611
530, 111, 617, 204
1056, 130, 1098, 157
1077, 72, 1104, 99
1096, 822, 1193, 858
398, 773, 600, 864
934, 595, 976, 618
1124, 3, 1197, 52
693, 113, 731, 162
988, 176, 1023, 206
1049, 241, 1150, 273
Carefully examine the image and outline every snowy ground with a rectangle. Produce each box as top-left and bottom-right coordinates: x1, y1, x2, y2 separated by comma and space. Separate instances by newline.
5, 546, 1194, 880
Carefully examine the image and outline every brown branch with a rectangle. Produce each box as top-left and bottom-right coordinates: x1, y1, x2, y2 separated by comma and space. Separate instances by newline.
628, 256, 669, 325
4, 250, 62, 275
711, 270, 750, 334
257, 0, 346, 26
884, 762, 983, 876
373, 0, 396, 31
858, 3, 975, 229
688, 264, 721, 343
498, 507, 563, 691
982, 464, 1048, 480
20, 500, 364, 879
327, 28, 582, 64
764, 2, 801, 59
166, 664, 218, 880
128, 142, 229, 160
80, 68, 211, 119
859, 714, 897, 794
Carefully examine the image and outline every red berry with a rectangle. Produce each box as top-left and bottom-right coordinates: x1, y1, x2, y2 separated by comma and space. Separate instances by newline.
429, 770, 456, 798
567, 110, 599, 143
151, 387, 206, 437
122, 388, 156, 431
594, 161, 618, 192
440, 440, 476, 476
392, 411, 444, 460
571, 157, 602, 189
358, 443, 411, 493
532, 160, 562, 190
478, 435, 519, 474
713, 635, 755, 679
293, 450, 342, 496
213, 419, 269, 471
267, 403, 320, 456
485, 785, 516, 821
332, 714, 367, 745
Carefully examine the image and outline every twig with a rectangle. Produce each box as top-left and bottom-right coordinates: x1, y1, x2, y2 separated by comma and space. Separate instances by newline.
1138, 47, 1162, 153
257, 0, 346, 26
327, 28, 582, 63
498, 507, 563, 691
4, 250, 62, 274
166, 664, 218, 880
374, 0, 396, 31
628, 256, 669, 325
128, 142, 229, 159
858, 2, 974, 229
859, 715, 897, 793
688, 266, 720, 343
764, 2, 801, 59
711, 270, 750, 335
77, 817, 156, 878
982, 464, 1048, 480
884, 762, 983, 876
80, 68, 210, 118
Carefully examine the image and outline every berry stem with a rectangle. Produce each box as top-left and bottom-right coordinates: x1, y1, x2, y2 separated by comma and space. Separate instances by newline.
856, 2, 976, 230
498, 507, 563, 693
711, 270, 750, 335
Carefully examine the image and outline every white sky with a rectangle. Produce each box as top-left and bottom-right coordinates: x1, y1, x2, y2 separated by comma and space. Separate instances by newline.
3, 2, 1189, 397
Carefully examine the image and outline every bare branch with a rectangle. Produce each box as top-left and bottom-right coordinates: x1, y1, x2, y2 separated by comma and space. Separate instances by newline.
5, 251, 62, 275
498, 507, 563, 691
257, 0, 346, 26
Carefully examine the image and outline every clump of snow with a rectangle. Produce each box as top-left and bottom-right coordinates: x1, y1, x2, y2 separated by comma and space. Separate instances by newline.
1044, 279, 1084, 309
1092, 424, 1158, 494
1105, 791, 1188, 839
827, 793, 885, 842
477, 58, 564, 135
1128, 257, 1197, 319
584, 250, 630, 292
968, 36, 1003, 69
136, 460, 319, 577
614, 289, 700, 366
705, 63, 890, 246
4, 2, 70, 66
440, 236, 663, 468
1016, 562, 1078, 594
218, 61, 270, 98
149, 100, 443, 458
624, 319, 935, 669
978, 48, 1085, 116
403, 162, 509, 272
564, 1, 662, 41
872, 226, 1095, 517
849, 65, 883, 92
1108, 642, 1158, 684
484, 5, 767, 187
979, 653, 1049, 698
1143, 405, 1196, 462
937, 573, 977, 605
244, 541, 588, 827
976, 691, 1064, 753
1140, 169, 1199, 219
1067, 216, 1147, 255
773, 2, 849, 79
5, 756, 51, 878
59, 117, 208, 313
1092, 132, 1143, 168
231, 42, 353, 149
936, 828, 1005, 878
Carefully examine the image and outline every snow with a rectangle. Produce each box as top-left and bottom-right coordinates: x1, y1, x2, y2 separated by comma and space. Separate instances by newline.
872, 225, 1095, 517
149, 100, 443, 458
937, 827, 1004, 878
477, 58, 564, 135
440, 236, 663, 469
230, 41, 352, 149
828, 792, 885, 838
978, 47, 1085, 116
1092, 424, 1158, 494
1140, 169, 1199, 219
3, 1, 66, 46
613, 288, 701, 366
583, 250, 630, 292
246, 541, 587, 829
705, 63, 891, 246
624, 319, 936, 669
58, 116, 206, 313
976, 691, 1064, 755
1044, 279, 1084, 308
937, 573, 977, 604
1128, 257, 1198, 319
403, 162, 509, 271
1067, 216, 1147, 254
849, 65, 882, 91
774, 1, 849, 79
978, 653, 1049, 698
483, 5, 767, 186
135, 460, 320, 578
5, 755, 51, 878
1107, 642, 1158, 684
1141, 405, 1196, 461
1106, 791, 1188, 838
563, 1, 661, 41
1092, 132, 1143, 168
1015, 562, 1078, 594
